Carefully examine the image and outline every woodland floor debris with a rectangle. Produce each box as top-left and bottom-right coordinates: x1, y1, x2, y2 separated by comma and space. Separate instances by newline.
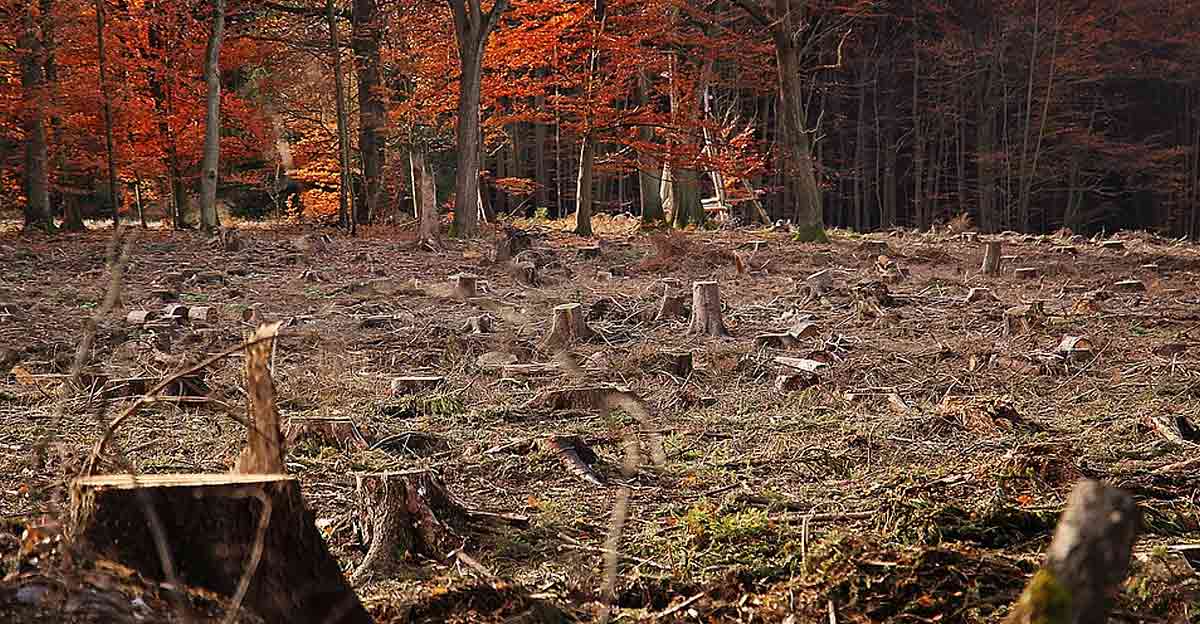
0, 223, 1198, 622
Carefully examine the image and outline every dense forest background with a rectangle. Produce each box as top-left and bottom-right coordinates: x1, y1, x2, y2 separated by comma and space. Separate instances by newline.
3, 0, 1199, 237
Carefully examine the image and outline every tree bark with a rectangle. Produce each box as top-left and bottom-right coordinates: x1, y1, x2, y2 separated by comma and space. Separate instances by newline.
199, 0, 226, 231
636, 72, 664, 224
233, 323, 286, 475
981, 240, 1002, 275
19, 4, 51, 232
575, 138, 594, 235
688, 280, 728, 337
775, 37, 825, 241
352, 0, 384, 225
411, 145, 440, 245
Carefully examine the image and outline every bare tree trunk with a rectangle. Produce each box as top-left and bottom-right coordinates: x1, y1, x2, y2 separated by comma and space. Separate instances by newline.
636, 72, 664, 225
327, 0, 355, 234
534, 92, 549, 211
771, 0, 825, 242
199, 0, 226, 231
575, 139, 594, 235
20, 4, 51, 232
95, 0, 120, 228
352, 0, 384, 225
411, 145, 439, 245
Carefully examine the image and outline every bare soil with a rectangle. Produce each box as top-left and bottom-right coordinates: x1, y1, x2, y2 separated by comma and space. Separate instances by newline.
0, 221, 1197, 622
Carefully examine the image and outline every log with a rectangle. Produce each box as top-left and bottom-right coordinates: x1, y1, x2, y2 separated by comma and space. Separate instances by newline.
451, 273, 478, 299
1015, 267, 1040, 279
981, 240, 1002, 275
1004, 480, 1139, 624
545, 303, 594, 347
1056, 336, 1094, 362
69, 473, 370, 624
688, 281, 728, 337
162, 304, 189, 320
126, 310, 160, 325
541, 436, 604, 486
1113, 279, 1145, 292
350, 471, 469, 585
233, 323, 286, 475
788, 320, 820, 339
284, 416, 370, 451
187, 306, 215, 323
390, 375, 446, 395
1098, 239, 1125, 250
461, 314, 494, 334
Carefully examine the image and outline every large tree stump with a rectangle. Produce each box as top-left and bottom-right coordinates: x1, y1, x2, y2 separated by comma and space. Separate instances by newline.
69, 473, 370, 624
351, 471, 469, 585
981, 240, 1002, 275
688, 281, 728, 337
1005, 480, 1139, 624
545, 303, 594, 347
451, 273, 478, 299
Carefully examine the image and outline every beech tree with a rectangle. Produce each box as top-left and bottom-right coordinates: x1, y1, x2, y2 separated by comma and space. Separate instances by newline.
199, 0, 226, 231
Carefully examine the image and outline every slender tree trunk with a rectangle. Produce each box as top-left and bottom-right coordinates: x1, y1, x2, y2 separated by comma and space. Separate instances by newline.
534, 93, 549, 212
96, 0, 120, 227
775, 32, 825, 241
39, 0, 65, 229
575, 139, 594, 235
147, 2, 184, 229
352, 0, 384, 225
134, 178, 146, 228
20, 4, 51, 231
327, 0, 354, 233
199, 0, 226, 231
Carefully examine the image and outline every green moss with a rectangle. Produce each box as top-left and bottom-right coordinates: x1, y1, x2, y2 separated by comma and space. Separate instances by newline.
1010, 569, 1072, 624
791, 223, 830, 243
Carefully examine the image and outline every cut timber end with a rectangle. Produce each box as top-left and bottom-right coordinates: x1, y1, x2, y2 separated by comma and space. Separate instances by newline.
390, 375, 446, 395
1004, 480, 1138, 624
545, 303, 594, 347
1113, 279, 1146, 292
350, 472, 468, 586
688, 281, 728, 337
451, 273, 478, 299
1014, 267, 1040, 279
980, 240, 1002, 275
69, 473, 370, 624
187, 306, 215, 323
162, 304, 189, 320
1056, 336, 1094, 362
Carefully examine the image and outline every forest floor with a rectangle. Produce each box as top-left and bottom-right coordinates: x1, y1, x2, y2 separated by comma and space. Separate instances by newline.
0, 219, 1197, 622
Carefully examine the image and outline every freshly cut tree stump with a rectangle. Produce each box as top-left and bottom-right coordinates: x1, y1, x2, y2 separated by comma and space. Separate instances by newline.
545, 303, 594, 347
350, 471, 469, 585
451, 273, 478, 299
69, 473, 370, 624
688, 281, 728, 337
655, 287, 688, 321
981, 240, 1002, 275
1005, 480, 1139, 624
284, 416, 370, 451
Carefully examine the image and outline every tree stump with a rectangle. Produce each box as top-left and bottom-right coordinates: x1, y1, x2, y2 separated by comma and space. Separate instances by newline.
545, 303, 594, 347
655, 286, 688, 321
966, 287, 994, 303
350, 471, 469, 585
390, 375, 446, 396
461, 314, 494, 334
69, 473, 370, 624
1015, 267, 1040, 279
510, 261, 538, 286
688, 281, 728, 337
1004, 480, 1139, 624
234, 322, 286, 475
981, 240, 1002, 275
661, 351, 693, 377
451, 273, 478, 299
284, 416, 370, 451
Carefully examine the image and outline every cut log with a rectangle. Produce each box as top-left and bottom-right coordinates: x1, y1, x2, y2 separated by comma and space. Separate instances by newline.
461, 314, 494, 334
1140, 263, 1160, 272
350, 471, 469, 586
285, 416, 370, 451
233, 322, 286, 475
755, 333, 799, 349
451, 273, 478, 299
981, 240, 1002, 275
541, 436, 604, 486
1056, 336, 1094, 362
1004, 480, 1139, 624
545, 303, 594, 347
390, 375, 446, 395
69, 473, 370, 624
966, 287, 994, 303
1098, 239, 1125, 250
1004, 303, 1046, 336
1113, 279, 1145, 292
126, 310, 160, 325
162, 304, 189, 320
688, 281, 728, 337
1014, 267, 1040, 279
187, 306, 215, 323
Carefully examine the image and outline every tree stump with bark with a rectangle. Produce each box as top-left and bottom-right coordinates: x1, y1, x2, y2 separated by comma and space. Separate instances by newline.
981, 240, 1003, 275
350, 471, 469, 585
69, 473, 370, 624
545, 303, 594, 347
655, 286, 688, 321
1005, 480, 1139, 624
234, 322, 286, 475
451, 273, 478, 299
688, 281, 728, 337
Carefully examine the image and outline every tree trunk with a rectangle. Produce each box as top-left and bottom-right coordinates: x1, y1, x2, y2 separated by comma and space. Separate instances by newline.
19, 4, 51, 232
774, 20, 825, 242
199, 0, 226, 231
352, 0, 384, 225
575, 138, 594, 235
69, 473, 371, 624
327, 0, 354, 234
534, 93, 549, 212
411, 145, 439, 245
636, 71, 664, 224
96, 0, 120, 228
670, 166, 703, 229
1005, 480, 1138, 624
453, 50, 483, 237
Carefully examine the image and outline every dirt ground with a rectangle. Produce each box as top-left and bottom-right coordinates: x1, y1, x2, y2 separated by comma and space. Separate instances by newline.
0, 219, 1197, 622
